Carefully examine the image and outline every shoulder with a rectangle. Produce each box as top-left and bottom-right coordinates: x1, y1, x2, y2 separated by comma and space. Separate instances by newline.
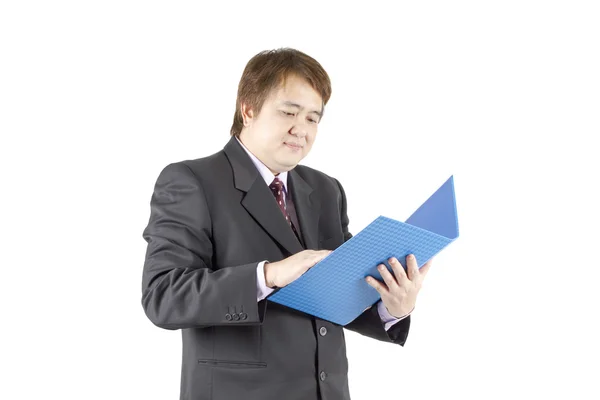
156, 150, 227, 183
294, 164, 346, 198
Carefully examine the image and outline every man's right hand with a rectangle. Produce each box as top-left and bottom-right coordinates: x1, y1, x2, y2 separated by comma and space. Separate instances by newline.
264, 250, 332, 288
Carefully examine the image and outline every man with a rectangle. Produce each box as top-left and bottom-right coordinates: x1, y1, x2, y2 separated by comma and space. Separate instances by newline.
141, 48, 432, 400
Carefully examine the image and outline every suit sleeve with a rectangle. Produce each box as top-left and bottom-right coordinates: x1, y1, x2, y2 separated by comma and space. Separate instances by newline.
333, 178, 411, 346
141, 162, 267, 330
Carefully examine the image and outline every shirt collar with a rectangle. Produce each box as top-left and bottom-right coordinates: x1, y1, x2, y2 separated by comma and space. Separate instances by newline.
236, 137, 288, 193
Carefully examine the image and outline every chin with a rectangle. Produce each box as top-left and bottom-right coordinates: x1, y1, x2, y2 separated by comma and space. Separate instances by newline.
282, 162, 298, 171
277, 160, 299, 171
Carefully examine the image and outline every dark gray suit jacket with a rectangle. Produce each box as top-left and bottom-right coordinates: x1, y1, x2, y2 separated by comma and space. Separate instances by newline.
141, 136, 410, 400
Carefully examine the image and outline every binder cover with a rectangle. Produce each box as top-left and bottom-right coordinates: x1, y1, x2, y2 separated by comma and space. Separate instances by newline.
267, 175, 460, 326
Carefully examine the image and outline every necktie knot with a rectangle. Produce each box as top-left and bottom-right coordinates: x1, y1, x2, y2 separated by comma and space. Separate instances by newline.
269, 177, 283, 189
269, 177, 284, 197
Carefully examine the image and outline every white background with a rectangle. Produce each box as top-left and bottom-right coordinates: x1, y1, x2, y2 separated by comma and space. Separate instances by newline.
1, 1, 599, 399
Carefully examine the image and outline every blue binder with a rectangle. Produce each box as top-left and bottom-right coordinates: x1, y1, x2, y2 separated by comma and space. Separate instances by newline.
266, 175, 460, 326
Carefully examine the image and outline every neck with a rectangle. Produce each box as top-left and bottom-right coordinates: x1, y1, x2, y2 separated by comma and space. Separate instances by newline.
237, 134, 281, 176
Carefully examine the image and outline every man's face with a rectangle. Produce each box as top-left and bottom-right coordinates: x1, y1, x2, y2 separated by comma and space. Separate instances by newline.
239, 74, 323, 174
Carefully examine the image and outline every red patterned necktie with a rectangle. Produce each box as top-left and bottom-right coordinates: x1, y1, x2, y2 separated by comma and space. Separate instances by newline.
269, 177, 299, 238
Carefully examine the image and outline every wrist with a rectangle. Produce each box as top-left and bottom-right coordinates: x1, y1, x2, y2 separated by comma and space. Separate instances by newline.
264, 262, 277, 288
390, 305, 414, 319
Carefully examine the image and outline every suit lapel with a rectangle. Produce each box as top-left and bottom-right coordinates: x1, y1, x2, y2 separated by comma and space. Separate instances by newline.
224, 137, 305, 255
288, 169, 320, 251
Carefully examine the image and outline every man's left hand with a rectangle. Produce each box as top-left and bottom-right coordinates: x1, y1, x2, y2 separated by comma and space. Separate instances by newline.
365, 254, 432, 318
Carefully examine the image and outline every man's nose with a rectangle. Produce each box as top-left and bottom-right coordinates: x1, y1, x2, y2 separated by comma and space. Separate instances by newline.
290, 122, 308, 138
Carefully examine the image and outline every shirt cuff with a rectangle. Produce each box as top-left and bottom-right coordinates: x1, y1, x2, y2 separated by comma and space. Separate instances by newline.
377, 300, 412, 331
257, 261, 276, 301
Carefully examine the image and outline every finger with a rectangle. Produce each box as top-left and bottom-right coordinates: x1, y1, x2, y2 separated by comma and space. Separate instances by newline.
419, 259, 433, 279
377, 264, 399, 291
365, 276, 389, 296
389, 257, 408, 285
319, 251, 333, 259
308, 255, 324, 267
406, 254, 419, 281
314, 251, 332, 262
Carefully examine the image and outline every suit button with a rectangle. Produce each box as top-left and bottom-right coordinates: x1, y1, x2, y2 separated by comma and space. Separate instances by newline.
225, 313, 232, 321
320, 371, 327, 381
233, 313, 240, 321
240, 312, 248, 320
319, 327, 327, 336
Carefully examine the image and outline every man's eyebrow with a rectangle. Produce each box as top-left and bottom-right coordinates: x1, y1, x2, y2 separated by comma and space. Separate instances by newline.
281, 101, 322, 118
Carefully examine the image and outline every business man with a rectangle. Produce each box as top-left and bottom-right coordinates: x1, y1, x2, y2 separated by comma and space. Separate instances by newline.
141, 48, 432, 400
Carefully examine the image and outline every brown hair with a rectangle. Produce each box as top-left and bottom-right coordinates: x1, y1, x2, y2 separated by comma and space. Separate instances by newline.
230, 47, 332, 137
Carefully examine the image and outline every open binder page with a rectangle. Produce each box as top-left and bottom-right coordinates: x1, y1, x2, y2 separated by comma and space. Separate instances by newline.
267, 176, 460, 326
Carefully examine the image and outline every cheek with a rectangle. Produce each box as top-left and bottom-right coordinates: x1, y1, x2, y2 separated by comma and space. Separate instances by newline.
307, 129, 317, 144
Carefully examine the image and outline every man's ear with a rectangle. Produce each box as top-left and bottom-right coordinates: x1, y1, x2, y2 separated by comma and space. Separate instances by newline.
241, 102, 254, 127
